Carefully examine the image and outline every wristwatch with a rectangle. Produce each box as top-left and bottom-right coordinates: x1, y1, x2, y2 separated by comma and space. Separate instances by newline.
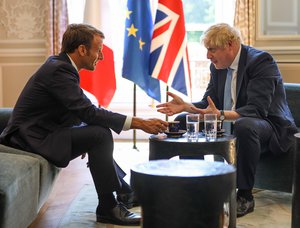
220, 110, 225, 121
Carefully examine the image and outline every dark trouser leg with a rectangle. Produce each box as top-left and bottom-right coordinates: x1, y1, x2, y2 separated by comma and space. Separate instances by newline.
68, 125, 141, 224
234, 117, 273, 190
70, 125, 121, 194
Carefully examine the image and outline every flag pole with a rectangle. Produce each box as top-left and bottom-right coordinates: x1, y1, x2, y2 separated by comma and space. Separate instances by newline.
165, 85, 169, 122
133, 84, 138, 150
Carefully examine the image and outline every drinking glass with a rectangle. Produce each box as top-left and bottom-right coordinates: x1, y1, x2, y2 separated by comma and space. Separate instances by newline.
186, 114, 200, 141
204, 114, 217, 140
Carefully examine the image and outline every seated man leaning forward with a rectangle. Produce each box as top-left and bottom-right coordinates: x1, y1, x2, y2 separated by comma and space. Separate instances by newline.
156, 23, 298, 218
0, 23, 168, 226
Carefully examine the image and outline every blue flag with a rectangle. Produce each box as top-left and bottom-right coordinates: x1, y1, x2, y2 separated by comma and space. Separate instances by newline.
122, 0, 161, 102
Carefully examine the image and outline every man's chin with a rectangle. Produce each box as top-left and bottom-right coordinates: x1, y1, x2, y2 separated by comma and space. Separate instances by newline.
213, 63, 220, 69
85, 66, 96, 71
213, 64, 226, 70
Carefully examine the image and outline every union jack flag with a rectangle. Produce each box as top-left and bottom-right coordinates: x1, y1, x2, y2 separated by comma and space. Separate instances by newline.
150, 0, 191, 97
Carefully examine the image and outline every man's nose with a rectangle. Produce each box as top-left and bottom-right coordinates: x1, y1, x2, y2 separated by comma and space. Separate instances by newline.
206, 51, 212, 59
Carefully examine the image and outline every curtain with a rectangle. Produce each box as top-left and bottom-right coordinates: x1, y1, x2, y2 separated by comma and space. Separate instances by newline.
234, 0, 256, 46
45, 0, 69, 56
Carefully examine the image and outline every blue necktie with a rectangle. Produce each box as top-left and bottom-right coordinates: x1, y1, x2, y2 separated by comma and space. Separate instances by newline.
223, 68, 233, 134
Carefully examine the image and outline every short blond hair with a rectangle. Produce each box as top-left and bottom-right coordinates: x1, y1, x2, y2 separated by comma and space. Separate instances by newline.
201, 23, 242, 48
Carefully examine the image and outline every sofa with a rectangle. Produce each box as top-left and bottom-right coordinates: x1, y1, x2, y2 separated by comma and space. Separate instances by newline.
254, 83, 300, 193
0, 108, 60, 228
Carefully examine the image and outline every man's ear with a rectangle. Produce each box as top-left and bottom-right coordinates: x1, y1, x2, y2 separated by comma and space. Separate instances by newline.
77, 45, 87, 56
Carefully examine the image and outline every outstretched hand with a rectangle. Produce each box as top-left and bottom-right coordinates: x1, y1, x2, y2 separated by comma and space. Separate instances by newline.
156, 91, 186, 116
191, 96, 219, 117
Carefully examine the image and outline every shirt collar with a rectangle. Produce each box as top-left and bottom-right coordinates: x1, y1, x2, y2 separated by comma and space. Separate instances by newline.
230, 45, 241, 71
66, 54, 79, 72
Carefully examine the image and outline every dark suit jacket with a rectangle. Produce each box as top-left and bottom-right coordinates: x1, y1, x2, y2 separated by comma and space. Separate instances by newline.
193, 45, 298, 155
0, 53, 126, 167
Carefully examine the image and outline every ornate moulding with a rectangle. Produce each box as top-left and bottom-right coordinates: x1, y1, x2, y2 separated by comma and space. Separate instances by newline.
0, 0, 46, 40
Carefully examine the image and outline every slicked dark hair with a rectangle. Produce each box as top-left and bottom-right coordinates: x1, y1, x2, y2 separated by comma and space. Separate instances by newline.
61, 23, 104, 53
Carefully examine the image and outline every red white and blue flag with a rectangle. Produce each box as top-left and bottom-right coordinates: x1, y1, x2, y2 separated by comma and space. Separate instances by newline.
150, 0, 191, 97
79, 0, 116, 108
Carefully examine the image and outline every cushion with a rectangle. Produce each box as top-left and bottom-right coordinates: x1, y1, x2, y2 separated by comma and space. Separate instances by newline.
0, 145, 60, 209
0, 153, 40, 228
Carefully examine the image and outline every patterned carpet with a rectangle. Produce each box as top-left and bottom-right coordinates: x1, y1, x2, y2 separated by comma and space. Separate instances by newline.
58, 185, 291, 228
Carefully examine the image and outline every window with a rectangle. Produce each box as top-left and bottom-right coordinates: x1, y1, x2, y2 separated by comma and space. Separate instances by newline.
67, 0, 235, 139
184, 0, 235, 101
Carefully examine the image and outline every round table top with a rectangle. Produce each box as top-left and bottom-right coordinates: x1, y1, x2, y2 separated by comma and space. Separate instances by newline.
131, 159, 236, 177
149, 133, 235, 143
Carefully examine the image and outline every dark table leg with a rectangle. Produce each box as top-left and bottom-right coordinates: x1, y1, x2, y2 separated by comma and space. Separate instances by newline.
292, 133, 300, 228
149, 138, 237, 228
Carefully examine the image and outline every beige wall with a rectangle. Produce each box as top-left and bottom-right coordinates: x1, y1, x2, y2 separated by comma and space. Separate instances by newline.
0, 0, 47, 107
256, 0, 300, 83
278, 64, 300, 83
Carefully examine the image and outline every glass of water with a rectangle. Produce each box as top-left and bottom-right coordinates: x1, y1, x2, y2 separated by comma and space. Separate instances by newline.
186, 114, 200, 141
204, 114, 217, 140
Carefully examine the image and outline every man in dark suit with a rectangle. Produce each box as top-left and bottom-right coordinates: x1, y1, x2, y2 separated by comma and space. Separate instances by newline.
0, 24, 168, 226
156, 23, 298, 217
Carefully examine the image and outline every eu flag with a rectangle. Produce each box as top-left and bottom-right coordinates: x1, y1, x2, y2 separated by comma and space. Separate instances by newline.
122, 0, 161, 102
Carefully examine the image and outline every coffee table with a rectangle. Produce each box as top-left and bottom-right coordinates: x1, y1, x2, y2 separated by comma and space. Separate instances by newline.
148, 133, 236, 228
131, 159, 236, 228
149, 133, 236, 165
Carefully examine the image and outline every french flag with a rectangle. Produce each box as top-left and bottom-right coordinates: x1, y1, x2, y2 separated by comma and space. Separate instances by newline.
79, 0, 116, 108
150, 0, 191, 97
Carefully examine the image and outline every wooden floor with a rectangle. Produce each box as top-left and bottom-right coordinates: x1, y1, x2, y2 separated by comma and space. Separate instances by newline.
28, 140, 147, 228
29, 157, 93, 228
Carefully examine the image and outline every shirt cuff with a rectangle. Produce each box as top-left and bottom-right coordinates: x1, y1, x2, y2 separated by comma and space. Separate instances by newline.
122, 116, 132, 131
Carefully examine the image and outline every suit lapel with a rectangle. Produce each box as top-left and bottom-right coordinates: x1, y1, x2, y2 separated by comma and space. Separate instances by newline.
236, 45, 248, 100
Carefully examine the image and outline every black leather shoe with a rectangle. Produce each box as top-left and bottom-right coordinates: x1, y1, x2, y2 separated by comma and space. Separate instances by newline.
237, 195, 255, 217
96, 203, 141, 226
117, 191, 140, 209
